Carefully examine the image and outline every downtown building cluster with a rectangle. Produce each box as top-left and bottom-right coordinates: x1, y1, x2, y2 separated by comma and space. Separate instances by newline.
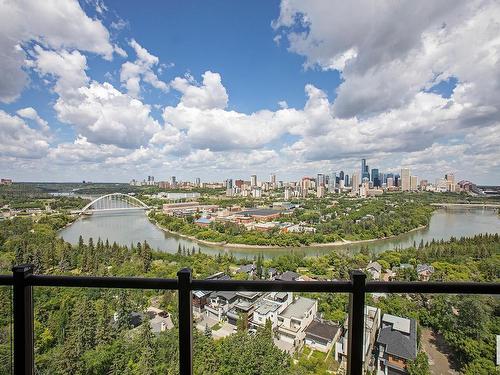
129, 159, 477, 199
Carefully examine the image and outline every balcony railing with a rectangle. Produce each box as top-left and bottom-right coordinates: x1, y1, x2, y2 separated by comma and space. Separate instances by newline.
0, 264, 499, 375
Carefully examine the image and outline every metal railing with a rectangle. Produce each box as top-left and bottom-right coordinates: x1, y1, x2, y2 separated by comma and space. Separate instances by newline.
0, 265, 499, 375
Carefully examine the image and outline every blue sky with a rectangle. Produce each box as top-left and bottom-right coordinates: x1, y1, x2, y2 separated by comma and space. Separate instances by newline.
0, 0, 499, 184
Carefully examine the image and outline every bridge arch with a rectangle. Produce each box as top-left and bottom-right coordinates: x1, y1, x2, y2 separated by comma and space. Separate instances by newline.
80, 193, 149, 214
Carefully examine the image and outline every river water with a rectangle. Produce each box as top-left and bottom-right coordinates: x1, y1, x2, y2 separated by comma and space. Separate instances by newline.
59, 207, 500, 259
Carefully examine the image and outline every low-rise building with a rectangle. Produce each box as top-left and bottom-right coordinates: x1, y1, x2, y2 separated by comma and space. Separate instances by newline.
416, 264, 435, 281
366, 261, 382, 280
205, 291, 238, 321
304, 319, 341, 353
376, 314, 417, 374
276, 296, 317, 350
251, 292, 291, 329
276, 270, 301, 282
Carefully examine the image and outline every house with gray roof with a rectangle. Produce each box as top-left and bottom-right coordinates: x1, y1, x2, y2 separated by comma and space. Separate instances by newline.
366, 261, 383, 280
376, 314, 417, 374
416, 264, 435, 281
276, 270, 300, 281
305, 319, 341, 353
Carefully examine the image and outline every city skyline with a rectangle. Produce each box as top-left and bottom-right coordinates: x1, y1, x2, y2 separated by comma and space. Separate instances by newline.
1, 1, 500, 184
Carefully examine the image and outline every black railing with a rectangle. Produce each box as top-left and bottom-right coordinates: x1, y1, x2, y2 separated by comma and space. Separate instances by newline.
0, 265, 499, 375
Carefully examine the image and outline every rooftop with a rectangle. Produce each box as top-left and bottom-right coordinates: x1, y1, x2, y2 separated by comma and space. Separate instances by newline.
279, 297, 316, 319
305, 319, 340, 341
377, 314, 417, 360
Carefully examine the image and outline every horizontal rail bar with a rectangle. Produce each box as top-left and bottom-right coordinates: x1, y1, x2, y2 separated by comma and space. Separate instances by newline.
191, 279, 353, 292
366, 281, 500, 294
28, 275, 178, 290
0, 274, 13, 286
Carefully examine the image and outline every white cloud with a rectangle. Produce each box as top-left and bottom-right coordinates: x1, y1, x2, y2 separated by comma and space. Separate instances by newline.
0, 0, 114, 103
274, 0, 500, 123
120, 39, 168, 97
170, 71, 228, 110
0, 110, 49, 158
16, 107, 50, 134
55, 82, 161, 149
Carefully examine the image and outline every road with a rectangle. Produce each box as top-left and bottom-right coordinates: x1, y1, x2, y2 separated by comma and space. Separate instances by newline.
421, 328, 459, 375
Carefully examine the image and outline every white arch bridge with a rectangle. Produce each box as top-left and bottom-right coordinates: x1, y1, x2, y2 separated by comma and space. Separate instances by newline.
77, 193, 150, 215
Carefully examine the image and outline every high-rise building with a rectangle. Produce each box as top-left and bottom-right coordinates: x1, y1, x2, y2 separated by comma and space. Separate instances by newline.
251, 175, 257, 187
410, 175, 418, 191
226, 179, 233, 196
352, 173, 360, 193
235, 179, 244, 189
195, 177, 201, 187
445, 173, 455, 192
270, 174, 276, 186
361, 159, 370, 180
339, 170, 344, 181
170, 176, 177, 188
401, 168, 411, 191
317, 173, 325, 187
317, 185, 325, 198
371, 169, 380, 187
386, 177, 394, 188
284, 187, 292, 200
344, 174, 350, 187
329, 172, 336, 192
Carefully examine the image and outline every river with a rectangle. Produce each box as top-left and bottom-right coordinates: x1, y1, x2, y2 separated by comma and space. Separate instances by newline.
59, 207, 500, 260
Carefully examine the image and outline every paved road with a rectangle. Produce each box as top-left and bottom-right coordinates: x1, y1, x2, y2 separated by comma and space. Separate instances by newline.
421, 328, 459, 375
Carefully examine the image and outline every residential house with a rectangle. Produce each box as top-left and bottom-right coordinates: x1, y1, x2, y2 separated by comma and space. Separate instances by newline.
416, 264, 435, 281
336, 305, 381, 374
267, 267, 278, 279
276, 270, 301, 282
276, 296, 317, 350
237, 264, 256, 277
376, 314, 417, 375
251, 292, 292, 329
366, 261, 383, 280
305, 319, 341, 353
205, 291, 238, 321
226, 291, 262, 327
192, 272, 230, 314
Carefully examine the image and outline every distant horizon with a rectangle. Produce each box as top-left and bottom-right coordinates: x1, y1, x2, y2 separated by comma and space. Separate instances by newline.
1, 1, 500, 184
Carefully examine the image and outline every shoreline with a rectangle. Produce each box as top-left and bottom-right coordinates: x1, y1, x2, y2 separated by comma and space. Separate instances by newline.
151, 218, 429, 250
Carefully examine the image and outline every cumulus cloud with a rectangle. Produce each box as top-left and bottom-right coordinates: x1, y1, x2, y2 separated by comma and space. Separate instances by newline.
16, 107, 50, 134
0, 111, 49, 158
0, 0, 114, 103
55, 82, 161, 149
274, 0, 500, 123
120, 39, 168, 97
170, 71, 228, 110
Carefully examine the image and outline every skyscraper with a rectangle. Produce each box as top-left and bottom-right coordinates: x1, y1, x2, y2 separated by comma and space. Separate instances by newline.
345, 174, 349, 187
226, 179, 233, 196
170, 176, 177, 188
317, 173, 325, 187
270, 174, 276, 186
352, 173, 360, 193
195, 177, 201, 187
371, 168, 380, 187
251, 175, 257, 187
339, 170, 344, 181
401, 168, 411, 191
329, 172, 336, 192
361, 159, 370, 180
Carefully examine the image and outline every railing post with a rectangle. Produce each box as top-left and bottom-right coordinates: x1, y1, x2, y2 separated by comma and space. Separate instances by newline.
347, 270, 366, 375
177, 268, 193, 375
12, 264, 34, 375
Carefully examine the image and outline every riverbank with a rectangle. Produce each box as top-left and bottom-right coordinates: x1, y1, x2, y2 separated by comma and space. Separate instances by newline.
431, 202, 500, 208
151, 218, 429, 250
